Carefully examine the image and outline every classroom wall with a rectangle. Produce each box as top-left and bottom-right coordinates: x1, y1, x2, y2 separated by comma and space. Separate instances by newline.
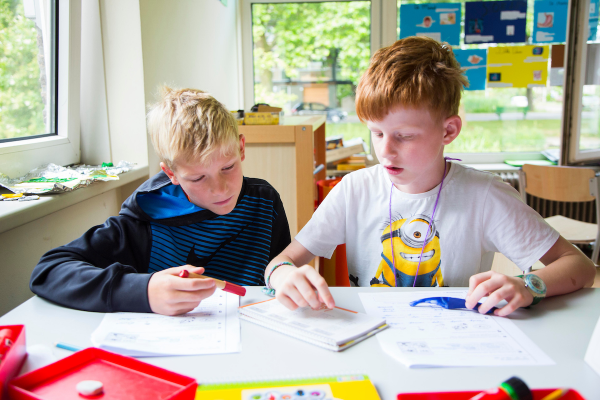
0, 1, 149, 316
139, 0, 241, 176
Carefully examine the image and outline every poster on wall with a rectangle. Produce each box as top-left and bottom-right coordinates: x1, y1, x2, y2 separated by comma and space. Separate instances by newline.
465, 1, 527, 44
487, 45, 550, 88
590, 0, 599, 41
399, 3, 461, 46
549, 44, 564, 86
454, 49, 487, 90
532, 0, 568, 43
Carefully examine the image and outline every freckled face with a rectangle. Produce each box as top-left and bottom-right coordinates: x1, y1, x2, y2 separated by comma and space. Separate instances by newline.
161, 137, 246, 216
368, 106, 459, 194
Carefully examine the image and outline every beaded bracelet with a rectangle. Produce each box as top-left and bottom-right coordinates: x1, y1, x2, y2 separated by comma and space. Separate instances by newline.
262, 261, 295, 297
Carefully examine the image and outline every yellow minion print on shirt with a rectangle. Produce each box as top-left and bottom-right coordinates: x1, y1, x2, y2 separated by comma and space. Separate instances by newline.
370, 214, 444, 287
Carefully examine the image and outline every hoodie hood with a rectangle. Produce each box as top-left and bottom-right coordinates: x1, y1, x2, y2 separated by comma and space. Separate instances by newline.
120, 171, 245, 224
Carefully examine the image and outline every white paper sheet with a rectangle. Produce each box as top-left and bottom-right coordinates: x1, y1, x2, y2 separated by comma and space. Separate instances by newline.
91, 289, 240, 357
359, 291, 554, 368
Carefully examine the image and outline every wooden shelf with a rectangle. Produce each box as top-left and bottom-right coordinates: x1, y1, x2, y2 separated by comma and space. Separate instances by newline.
240, 115, 326, 236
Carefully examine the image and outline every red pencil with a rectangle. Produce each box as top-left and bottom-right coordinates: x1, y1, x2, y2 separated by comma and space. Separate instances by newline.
178, 270, 246, 296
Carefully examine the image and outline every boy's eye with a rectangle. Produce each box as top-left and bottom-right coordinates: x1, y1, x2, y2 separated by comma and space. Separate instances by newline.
192, 176, 205, 182
223, 163, 235, 171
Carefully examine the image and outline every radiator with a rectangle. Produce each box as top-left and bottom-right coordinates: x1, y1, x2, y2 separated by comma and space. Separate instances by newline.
498, 171, 597, 224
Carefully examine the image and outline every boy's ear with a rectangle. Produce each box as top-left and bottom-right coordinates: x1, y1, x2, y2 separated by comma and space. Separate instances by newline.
442, 115, 462, 145
239, 134, 246, 162
160, 162, 180, 185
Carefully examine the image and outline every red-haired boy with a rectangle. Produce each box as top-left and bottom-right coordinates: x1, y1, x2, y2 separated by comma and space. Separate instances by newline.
263, 37, 595, 317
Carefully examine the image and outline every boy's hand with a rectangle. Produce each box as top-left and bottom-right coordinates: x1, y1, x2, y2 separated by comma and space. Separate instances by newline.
148, 265, 216, 316
272, 265, 335, 311
465, 271, 533, 317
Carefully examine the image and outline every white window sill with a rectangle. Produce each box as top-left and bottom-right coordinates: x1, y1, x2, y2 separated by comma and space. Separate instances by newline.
0, 164, 149, 235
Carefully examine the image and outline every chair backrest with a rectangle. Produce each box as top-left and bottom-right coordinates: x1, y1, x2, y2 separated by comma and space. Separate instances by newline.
520, 164, 596, 202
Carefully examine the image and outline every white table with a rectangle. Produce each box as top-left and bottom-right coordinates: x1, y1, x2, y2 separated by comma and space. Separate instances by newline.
2, 287, 600, 399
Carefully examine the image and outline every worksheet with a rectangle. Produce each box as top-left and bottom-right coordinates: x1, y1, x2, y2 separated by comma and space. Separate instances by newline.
359, 291, 554, 368
91, 289, 240, 357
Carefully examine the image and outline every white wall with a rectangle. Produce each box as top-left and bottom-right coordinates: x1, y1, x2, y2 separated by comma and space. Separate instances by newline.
139, 0, 241, 175
1, 0, 150, 316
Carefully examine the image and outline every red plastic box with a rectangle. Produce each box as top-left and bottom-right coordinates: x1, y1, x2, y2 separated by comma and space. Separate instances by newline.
8, 347, 197, 400
397, 388, 585, 400
0, 325, 27, 400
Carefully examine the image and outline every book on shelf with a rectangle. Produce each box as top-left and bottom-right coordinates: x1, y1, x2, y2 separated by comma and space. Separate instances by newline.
325, 138, 368, 164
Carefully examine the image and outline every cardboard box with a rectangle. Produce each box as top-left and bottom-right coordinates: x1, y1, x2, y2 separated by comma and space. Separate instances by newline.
244, 112, 281, 125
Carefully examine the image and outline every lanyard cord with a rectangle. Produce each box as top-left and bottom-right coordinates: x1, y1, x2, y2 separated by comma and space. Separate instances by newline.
389, 157, 461, 287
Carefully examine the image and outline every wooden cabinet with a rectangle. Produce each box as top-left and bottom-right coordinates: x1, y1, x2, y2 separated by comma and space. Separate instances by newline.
240, 115, 326, 236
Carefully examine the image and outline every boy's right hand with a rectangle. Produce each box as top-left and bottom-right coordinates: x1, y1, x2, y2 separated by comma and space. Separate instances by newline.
148, 265, 216, 316
272, 264, 335, 311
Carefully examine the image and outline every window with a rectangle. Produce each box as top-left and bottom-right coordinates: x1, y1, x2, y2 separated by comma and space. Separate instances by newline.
396, 0, 570, 157
244, 0, 374, 147
0, 0, 56, 143
242, 0, 596, 163
561, 0, 600, 164
0, 0, 80, 179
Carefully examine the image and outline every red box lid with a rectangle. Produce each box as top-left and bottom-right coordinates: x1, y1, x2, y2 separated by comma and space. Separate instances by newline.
9, 347, 197, 400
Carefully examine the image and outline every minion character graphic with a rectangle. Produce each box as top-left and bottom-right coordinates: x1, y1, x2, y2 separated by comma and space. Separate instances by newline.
370, 214, 444, 287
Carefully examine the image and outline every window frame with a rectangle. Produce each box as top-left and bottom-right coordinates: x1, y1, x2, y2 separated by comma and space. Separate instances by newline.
0, 0, 81, 179
561, 0, 600, 165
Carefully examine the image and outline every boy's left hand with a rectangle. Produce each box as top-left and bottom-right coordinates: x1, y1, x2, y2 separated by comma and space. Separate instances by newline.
465, 271, 533, 317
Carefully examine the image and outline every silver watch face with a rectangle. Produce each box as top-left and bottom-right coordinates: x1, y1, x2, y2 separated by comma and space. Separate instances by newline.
524, 274, 546, 296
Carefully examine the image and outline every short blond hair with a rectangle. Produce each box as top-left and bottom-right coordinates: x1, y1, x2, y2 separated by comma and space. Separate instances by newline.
147, 86, 239, 169
356, 36, 468, 122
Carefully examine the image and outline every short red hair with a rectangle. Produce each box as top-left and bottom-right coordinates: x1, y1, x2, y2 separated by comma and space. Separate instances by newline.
356, 36, 468, 122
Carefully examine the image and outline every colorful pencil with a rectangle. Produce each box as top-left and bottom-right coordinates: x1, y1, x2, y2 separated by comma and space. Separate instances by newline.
179, 270, 246, 296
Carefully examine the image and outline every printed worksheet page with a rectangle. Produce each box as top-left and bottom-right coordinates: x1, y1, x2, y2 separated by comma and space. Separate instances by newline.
91, 289, 240, 357
359, 291, 554, 368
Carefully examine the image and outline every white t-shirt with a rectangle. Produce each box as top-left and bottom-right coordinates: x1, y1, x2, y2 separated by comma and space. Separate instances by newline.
296, 163, 559, 287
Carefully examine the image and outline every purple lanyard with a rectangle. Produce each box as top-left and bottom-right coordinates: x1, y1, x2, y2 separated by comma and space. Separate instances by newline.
388, 157, 462, 287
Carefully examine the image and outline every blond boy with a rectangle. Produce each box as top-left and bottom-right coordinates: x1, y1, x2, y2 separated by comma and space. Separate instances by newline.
265, 37, 595, 317
31, 87, 291, 315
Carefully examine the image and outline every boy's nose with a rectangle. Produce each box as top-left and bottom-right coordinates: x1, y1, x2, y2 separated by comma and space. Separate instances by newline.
380, 135, 397, 158
212, 177, 228, 195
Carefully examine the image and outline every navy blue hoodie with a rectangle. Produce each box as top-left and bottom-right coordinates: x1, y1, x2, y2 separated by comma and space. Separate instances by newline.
30, 172, 291, 313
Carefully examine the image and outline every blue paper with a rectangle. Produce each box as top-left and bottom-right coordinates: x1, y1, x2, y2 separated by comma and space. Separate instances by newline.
589, 0, 599, 41
532, 0, 568, 44
399, 3, 461, 46
454, 49, 487, 90
465, 1, 527, 44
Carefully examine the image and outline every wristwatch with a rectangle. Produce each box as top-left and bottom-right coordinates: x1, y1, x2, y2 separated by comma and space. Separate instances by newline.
521, 274, 547, 305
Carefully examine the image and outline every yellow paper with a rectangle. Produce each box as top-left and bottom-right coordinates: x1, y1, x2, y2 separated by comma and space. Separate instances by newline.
196, 375, 381, 400
487, 45, 550, 88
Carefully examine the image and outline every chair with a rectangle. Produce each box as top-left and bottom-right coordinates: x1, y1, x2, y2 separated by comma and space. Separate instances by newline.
519, 164, 600, 264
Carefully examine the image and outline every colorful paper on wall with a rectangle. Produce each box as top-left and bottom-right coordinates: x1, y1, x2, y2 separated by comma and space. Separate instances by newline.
589, 0, 600, 41
465, 1, 527, 44
487, 45, 550, 88
550, 44, 565, 86
532, 0, 568, 43
454, 49, 487, 90
399, 3, 461, 46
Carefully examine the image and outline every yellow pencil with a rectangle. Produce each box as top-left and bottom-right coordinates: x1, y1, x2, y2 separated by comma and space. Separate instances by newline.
540, 388, 570, 400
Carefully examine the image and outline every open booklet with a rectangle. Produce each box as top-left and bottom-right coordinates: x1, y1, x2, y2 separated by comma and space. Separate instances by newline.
239, 298, 388, 351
